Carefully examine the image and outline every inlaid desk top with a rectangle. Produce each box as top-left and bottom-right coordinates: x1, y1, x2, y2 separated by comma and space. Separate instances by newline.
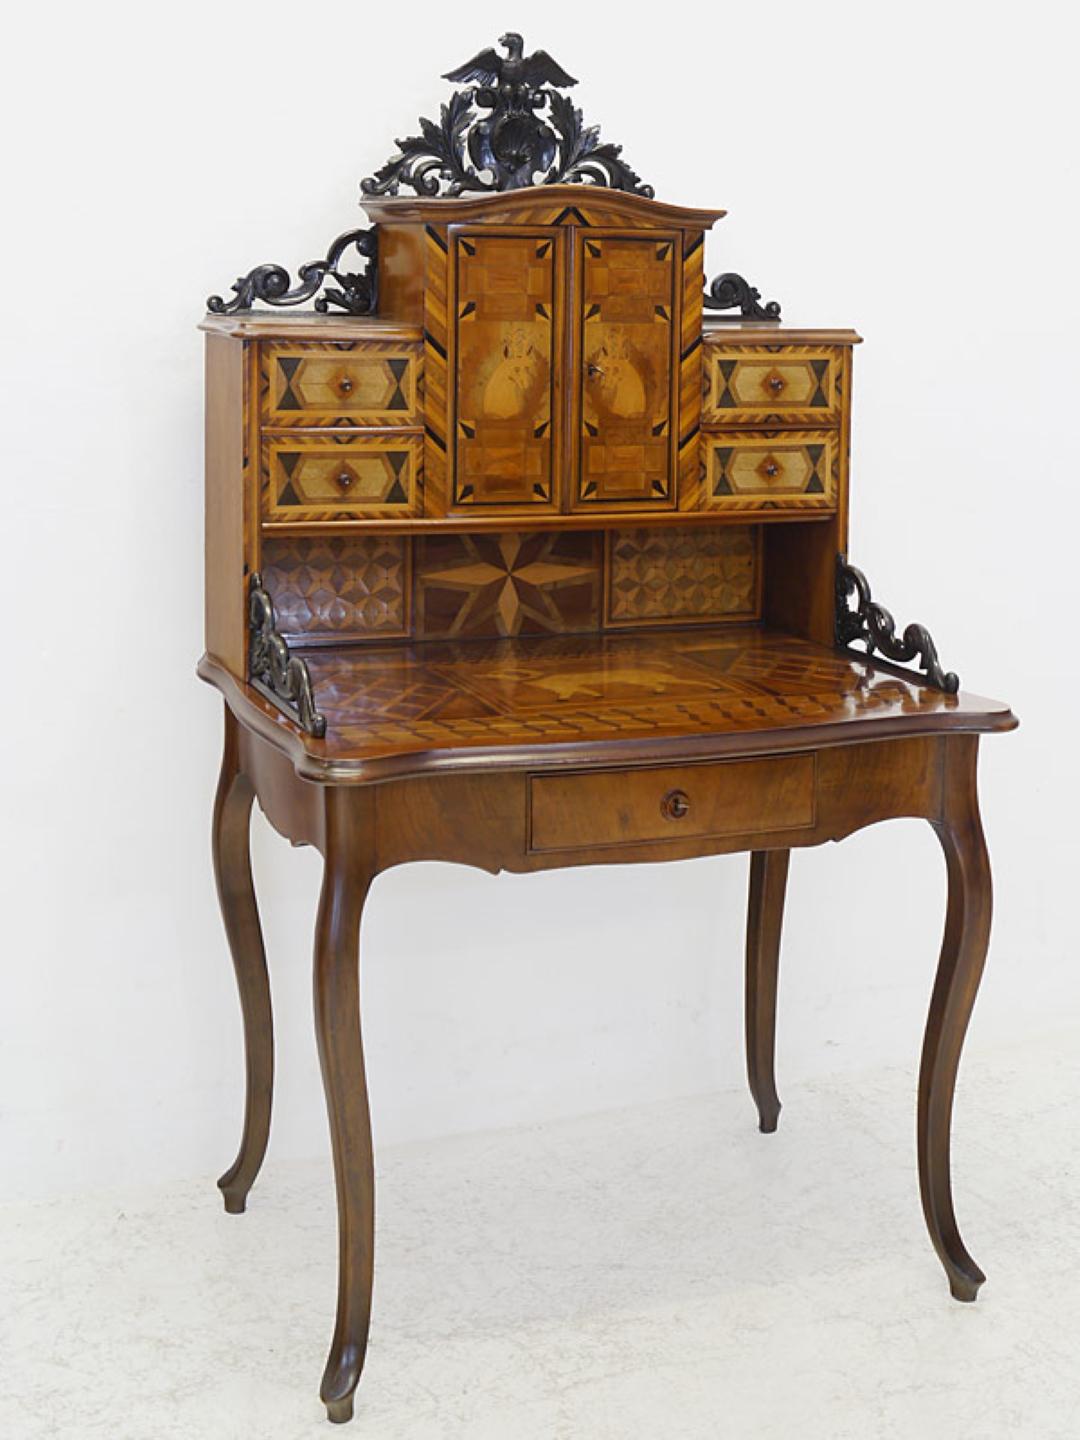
201, 627, 1015, 783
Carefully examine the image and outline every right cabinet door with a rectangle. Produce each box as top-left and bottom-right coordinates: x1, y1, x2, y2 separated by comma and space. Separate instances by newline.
574, 233, 679, 510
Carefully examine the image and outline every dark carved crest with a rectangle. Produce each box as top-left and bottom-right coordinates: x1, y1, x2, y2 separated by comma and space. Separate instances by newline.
361, 32, 652, 197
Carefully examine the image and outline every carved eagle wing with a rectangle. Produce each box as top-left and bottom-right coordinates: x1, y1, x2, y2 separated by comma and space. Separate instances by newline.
442, 47, 504, 86
520, 49, 577, 88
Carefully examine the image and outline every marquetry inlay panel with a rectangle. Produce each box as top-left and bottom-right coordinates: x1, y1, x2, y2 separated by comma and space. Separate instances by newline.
703, 431, 839, 513
415, 530, 600, 638
577, 234, 678, 507
261, 535, 410, 641
261, 341, 421, 427
262, 433, 423, 521
702, 345, 841, 427
605, 526, 759, 626
452, 232, 561, 508
300, 628, 971, 763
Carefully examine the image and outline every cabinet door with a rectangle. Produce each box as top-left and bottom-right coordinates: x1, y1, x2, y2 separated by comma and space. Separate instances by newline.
576, 234, 678, 508
451, 230, 562, 509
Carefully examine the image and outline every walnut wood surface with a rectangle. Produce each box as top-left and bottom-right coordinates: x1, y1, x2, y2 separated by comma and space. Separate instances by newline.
199, 627, 1016, 783
212, 707, 273, 1214
313, 788, 377, 1424
203, 180, 1009, 1427
361, 186, 726, 231
452, 231, 561, 509
529, 754, 814, 852
920, 734, 993, 1301
745, 849, 790, 1133
576, 233, 678, 507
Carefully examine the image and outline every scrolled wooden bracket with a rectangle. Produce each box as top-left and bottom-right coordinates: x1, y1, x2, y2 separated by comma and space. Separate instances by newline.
207, 228, 378, 317
248, 573, 327, 737
835, 554, 960, 694
703, 271, 781, 320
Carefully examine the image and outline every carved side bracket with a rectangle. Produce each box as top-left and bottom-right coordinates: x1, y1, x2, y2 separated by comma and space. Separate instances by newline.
248, 574, 327, 737
703, 272, 782, 320
835, 554, 959, 693
207, 228, 378, 316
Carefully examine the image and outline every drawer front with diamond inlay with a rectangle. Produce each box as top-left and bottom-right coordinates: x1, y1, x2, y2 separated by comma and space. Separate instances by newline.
261, 341, 421, 427
702, 346, 841, 427
262, 434, 423, 522
703, 430, 839, 514
529, 754, 816, 853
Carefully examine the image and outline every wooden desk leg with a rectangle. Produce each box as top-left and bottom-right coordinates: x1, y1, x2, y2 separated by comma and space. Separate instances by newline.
745, 849, 790, 1134
920, 735, 992, 1302
314, 789, 377, 1425
213, 706, 274, 1216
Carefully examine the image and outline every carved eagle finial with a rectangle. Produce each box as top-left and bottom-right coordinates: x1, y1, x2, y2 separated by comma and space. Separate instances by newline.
442, 32, 577, 90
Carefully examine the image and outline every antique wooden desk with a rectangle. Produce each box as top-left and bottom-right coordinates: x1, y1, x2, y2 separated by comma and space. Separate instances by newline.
199, 35, 1016, 1423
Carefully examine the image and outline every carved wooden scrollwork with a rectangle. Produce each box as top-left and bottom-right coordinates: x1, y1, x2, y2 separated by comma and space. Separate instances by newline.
360, 32, 652, 197
835, 554, 959, 693
207, 229, 378, 317
248, 573, 327, 737
703, 272, 782, 320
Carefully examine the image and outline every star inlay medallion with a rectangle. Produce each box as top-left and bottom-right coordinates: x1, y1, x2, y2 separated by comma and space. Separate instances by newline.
416, 531, 600, 637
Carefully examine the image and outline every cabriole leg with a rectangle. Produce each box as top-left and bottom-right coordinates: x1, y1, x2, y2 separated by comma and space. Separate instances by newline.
745, 849, 790, 1133
213, 705, 274, 1215
314, 789, 378, 1424
920, 736, 992, 1301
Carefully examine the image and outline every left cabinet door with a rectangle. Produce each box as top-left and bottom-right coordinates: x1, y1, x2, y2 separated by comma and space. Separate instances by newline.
449, 229, 564, 511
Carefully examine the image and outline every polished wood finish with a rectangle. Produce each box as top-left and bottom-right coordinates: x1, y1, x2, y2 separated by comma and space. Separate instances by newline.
313, 787, 377, 1425
201, 180, 1014, 1425
576, 232, 678, 508
201, 627, 1014, 783
703, 430, 839, 512
261, 340, 421, 428
262, 432, 423, 522
529, 754, 815, 852
703, 345, 843, 427
921, 734, 992, 1302
212, 707, 273, 1214
451, 230, 561, 509
745, 849, 790, 1134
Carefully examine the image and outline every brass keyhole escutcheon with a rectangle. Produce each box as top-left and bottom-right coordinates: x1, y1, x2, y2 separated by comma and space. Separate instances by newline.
660, 788, 690, 821
336, 471, 354, 490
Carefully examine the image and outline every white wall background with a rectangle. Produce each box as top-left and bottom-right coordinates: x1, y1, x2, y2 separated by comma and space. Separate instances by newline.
2, 0, 1075, 1203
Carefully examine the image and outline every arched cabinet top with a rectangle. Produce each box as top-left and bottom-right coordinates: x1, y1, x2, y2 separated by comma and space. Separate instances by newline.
361, 185, 726, 231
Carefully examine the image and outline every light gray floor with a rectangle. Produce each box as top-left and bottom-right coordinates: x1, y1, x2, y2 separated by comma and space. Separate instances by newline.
4, 1026, 1080, 1439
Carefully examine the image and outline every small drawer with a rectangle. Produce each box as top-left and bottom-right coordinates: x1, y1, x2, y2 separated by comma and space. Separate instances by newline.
703, 346, 841, 426
529, 755, 815, 852
262, 434, 422, 522
703, 430, 839, 513
261, 342, 421, 426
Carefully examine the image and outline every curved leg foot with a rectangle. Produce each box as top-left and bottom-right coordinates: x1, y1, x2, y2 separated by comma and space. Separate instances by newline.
920, 737, 992, 1301
314, 790, 377, 1424
745, 849, 790, 1133
213, 706, 273, 1215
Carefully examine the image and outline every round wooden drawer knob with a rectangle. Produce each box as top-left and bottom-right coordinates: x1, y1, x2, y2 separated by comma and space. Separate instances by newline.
660, 788, 690, 821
